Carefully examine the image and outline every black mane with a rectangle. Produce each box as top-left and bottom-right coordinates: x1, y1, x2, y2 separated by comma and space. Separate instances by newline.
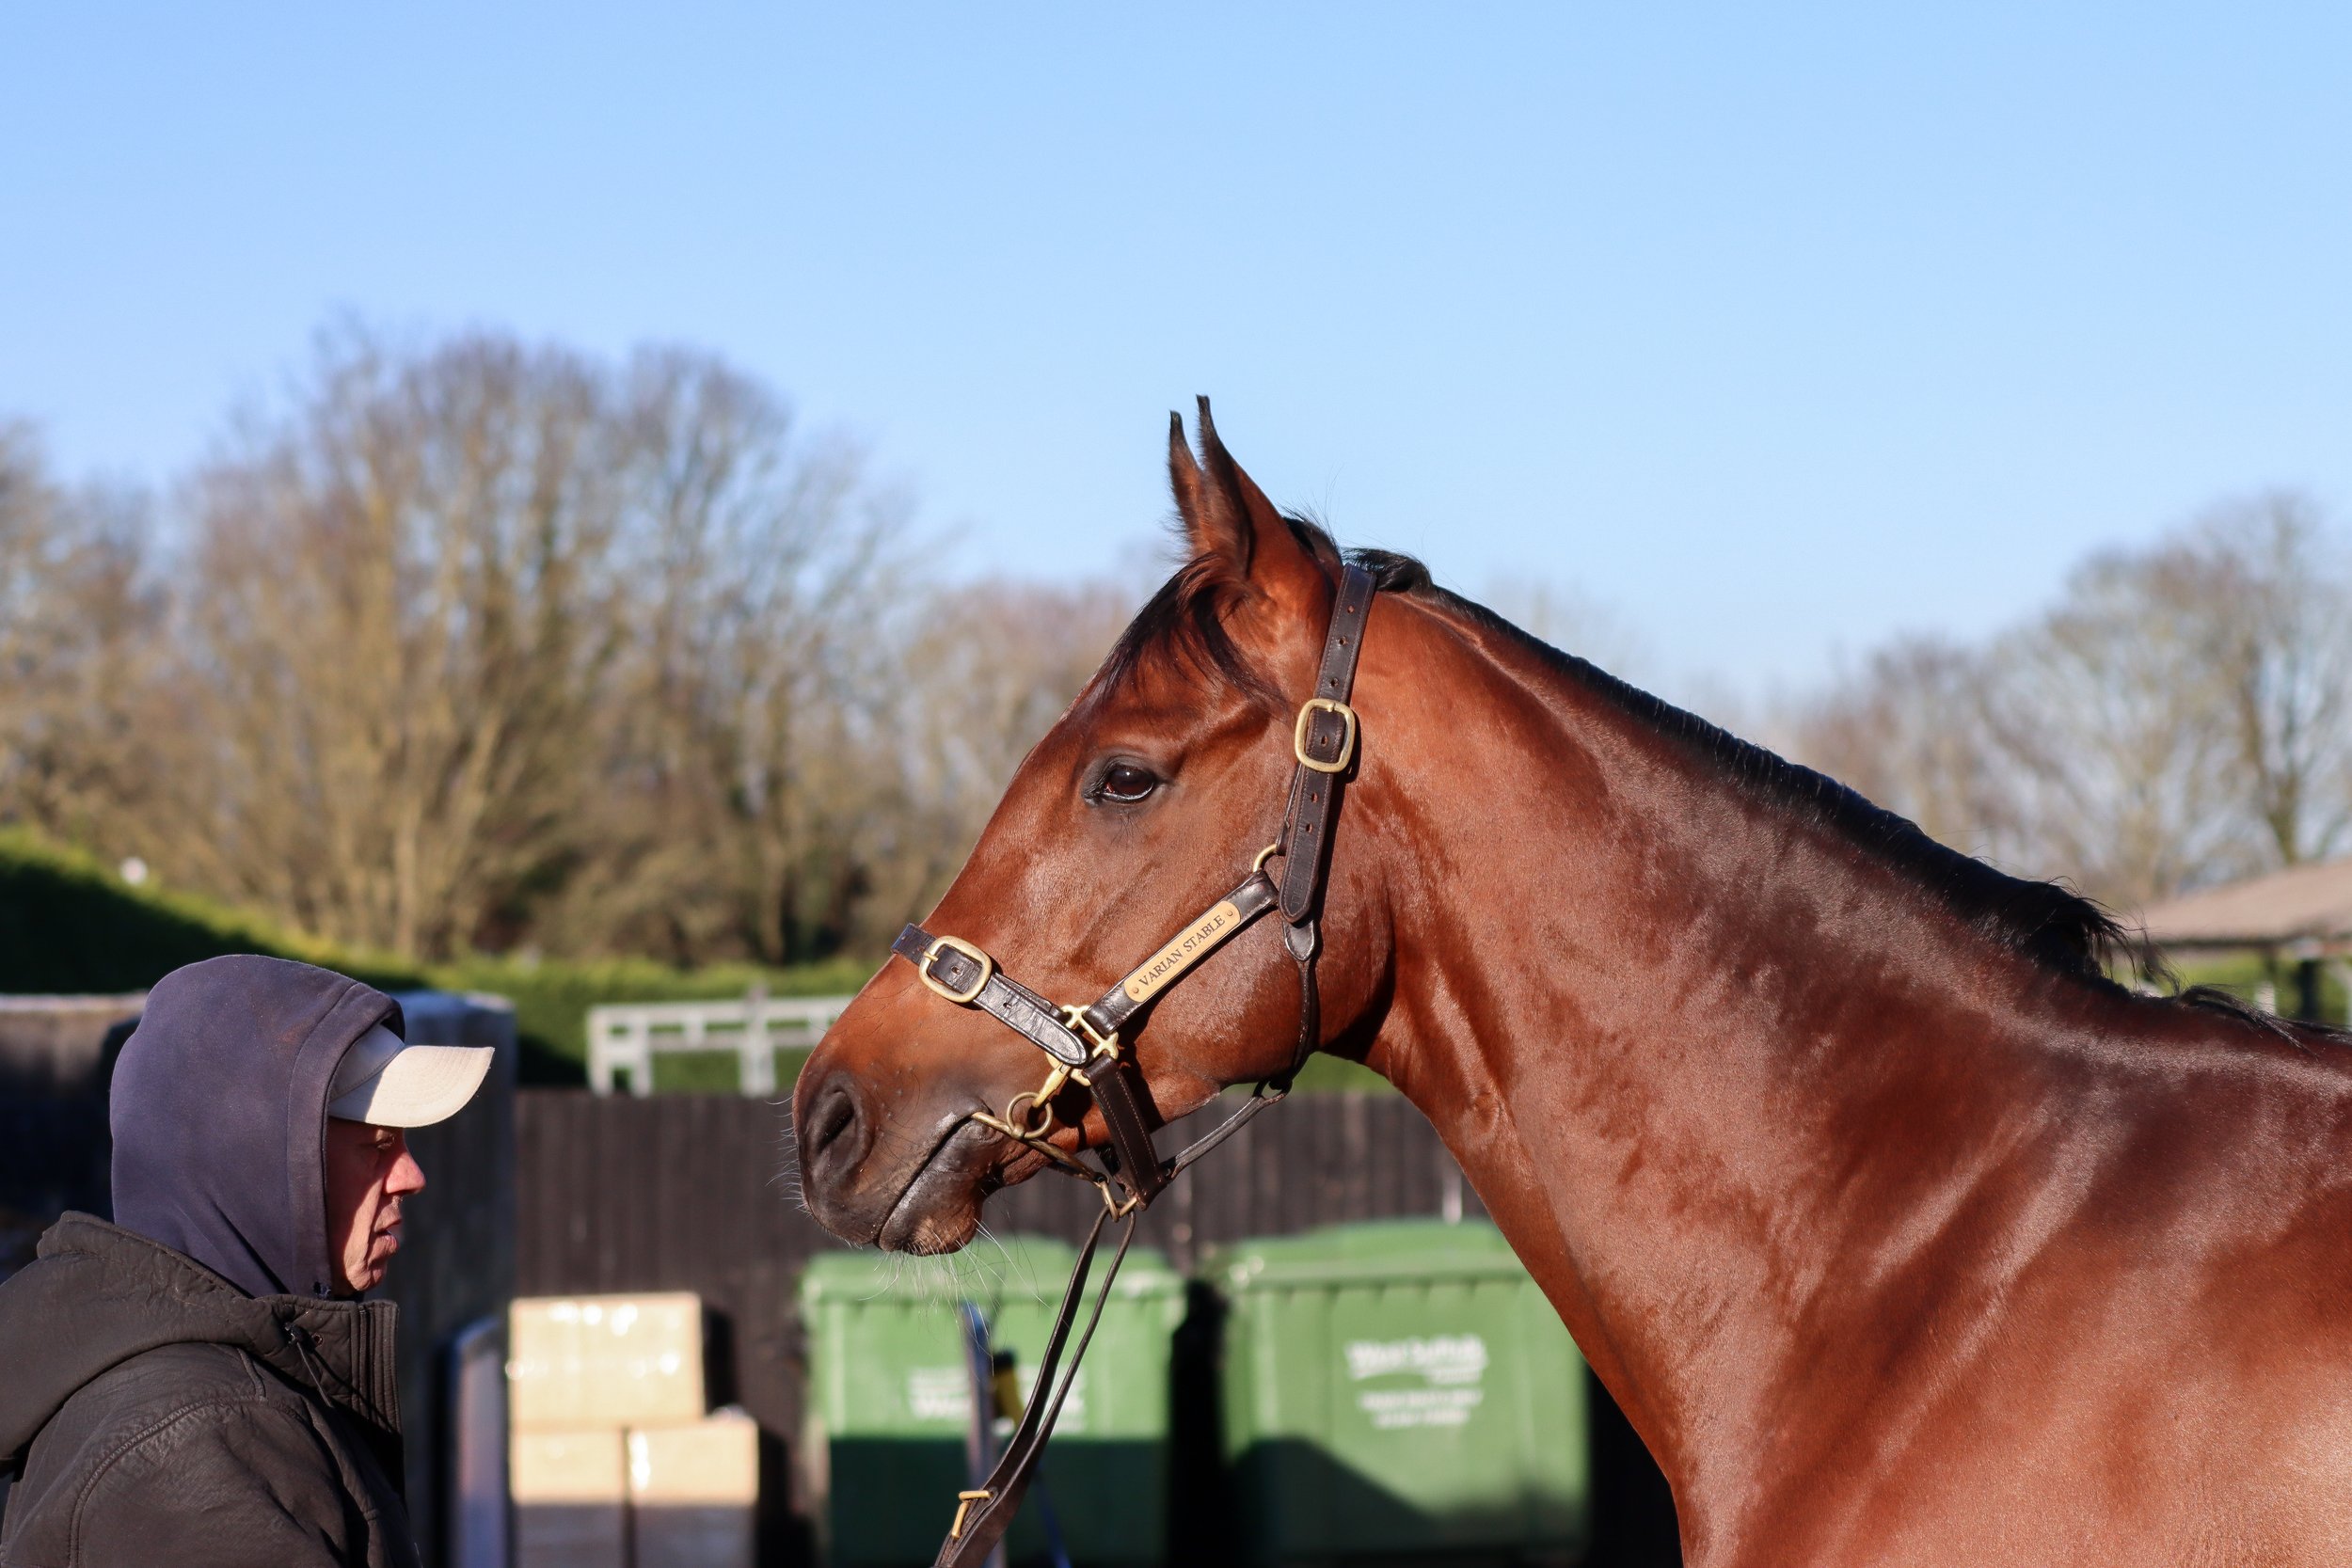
1352, 547, 2137, 975
1098, 517, 2295, 1031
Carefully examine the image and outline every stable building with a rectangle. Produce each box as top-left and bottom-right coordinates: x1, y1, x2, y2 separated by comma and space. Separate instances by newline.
2139, 857, 2352, 1023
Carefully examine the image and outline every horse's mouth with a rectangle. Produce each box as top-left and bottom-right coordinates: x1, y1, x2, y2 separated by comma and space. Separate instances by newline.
875, 1117, 1005, 1254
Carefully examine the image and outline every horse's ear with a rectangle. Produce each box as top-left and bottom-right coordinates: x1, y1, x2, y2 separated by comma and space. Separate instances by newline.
1169, 396, 1327, 610
1168, 411, 1212, 548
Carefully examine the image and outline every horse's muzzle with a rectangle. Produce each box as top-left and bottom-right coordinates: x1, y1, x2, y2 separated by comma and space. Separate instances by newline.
794, 1059, 993, 1252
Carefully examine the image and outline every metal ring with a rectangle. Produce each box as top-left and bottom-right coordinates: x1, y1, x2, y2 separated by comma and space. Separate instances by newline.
1005, 1091, 1058, 1139
919, 934, 993, 1005
1252, 841, 1281, 876
969, 1107, 1107, 1187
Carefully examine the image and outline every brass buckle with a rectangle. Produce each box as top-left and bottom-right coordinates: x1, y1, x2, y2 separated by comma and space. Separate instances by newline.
919, 935, 993, 1005
1293, 697, 1359, 773
951, 1489, 992, 1538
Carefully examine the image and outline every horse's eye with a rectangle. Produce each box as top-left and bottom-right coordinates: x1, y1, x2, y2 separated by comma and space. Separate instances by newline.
1097, 763, 1159, 803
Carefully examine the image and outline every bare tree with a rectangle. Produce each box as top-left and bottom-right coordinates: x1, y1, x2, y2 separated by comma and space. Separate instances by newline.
3, 334, 1128, 967
119, 331, 630, 958
144, 331, 939, 966
1789, 492, 2352, 909
2176, 493, 2352, 868
1994, 493, 2352, 904
0, 424, 159, 848
1987, 551, 2249, 905
533, 350, 913, 964
1788, 635, 2024, 864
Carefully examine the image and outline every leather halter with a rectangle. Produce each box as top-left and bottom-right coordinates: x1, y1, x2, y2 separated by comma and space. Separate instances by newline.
888, 562, 1376, 1568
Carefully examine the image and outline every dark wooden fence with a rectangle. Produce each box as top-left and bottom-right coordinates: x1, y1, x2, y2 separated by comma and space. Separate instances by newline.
515, 1090, 1681, 1565
516, 1090, 1486, 1460
382, 993, 517, 1568
0, 996, 144, 1273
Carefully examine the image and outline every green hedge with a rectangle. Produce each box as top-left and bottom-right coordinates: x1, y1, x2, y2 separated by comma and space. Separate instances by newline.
2174, 953, 2348, 1024
0, 831, 428, 995
0, 830, 1390, 1092
0, 831, 866, 1087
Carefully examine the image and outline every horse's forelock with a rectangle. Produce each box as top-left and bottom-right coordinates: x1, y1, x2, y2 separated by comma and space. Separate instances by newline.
1082, 515, 1348, 716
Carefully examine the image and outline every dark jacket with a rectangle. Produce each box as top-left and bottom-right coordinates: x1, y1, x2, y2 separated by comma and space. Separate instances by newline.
0, 1216, 420, 1568
0, 956, 421, 1567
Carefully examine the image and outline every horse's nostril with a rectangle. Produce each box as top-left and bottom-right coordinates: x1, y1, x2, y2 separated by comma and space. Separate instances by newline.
802, 1081, 866, 1175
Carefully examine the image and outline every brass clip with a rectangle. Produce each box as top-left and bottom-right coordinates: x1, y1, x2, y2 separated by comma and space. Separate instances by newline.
1057, 1004, 1120, 1060
950, 1489, 992, 1539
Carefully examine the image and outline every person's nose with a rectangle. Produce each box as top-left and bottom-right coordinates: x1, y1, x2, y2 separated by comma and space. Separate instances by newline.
388, 1147, 426, 1197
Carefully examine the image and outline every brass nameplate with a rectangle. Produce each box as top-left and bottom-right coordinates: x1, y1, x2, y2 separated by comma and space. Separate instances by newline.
1121, 900, 1243, 1005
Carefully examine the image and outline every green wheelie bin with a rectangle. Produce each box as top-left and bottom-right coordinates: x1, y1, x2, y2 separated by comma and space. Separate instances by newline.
798, 1236, 1185, 1566
1203, 1218, 1588, 1564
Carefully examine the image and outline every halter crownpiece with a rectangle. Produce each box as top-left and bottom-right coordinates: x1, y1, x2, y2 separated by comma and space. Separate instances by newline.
888, 561, 1377, 1568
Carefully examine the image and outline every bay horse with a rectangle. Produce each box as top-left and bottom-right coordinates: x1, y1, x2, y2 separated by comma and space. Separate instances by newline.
795, 403, 2352, 1566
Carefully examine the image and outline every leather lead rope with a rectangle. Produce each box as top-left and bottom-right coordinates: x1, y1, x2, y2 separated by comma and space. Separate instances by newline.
936, 1205, 1137, 1565
904, 562, 1376, 1568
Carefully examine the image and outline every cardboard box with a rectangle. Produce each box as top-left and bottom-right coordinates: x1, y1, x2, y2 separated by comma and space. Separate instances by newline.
628, 1409, 759, 1568
628, 1408, 759, 1502
512, 1426, 628, 1502
509, 1292, 706, 1429
511, 1429, 627, 1568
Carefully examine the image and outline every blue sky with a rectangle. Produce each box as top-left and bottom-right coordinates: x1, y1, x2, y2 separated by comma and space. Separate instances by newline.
4, 4, 2346, 701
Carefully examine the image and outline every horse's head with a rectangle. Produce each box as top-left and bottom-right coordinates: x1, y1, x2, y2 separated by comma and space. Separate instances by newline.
794, 404, 1395, 1252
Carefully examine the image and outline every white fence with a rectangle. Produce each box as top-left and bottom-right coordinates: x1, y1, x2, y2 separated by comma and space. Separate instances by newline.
585, 990, 855, 1097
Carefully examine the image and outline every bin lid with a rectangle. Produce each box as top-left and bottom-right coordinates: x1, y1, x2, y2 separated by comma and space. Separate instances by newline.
1201, 1217, 1533, 1291
798, 1233, 1183, 1306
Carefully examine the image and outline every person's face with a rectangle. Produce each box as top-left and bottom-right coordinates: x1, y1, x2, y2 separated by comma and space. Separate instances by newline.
325, 1119, 425, 1297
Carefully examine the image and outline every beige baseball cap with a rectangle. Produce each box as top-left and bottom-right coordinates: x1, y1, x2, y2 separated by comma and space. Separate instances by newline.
327, 1022, 495, 1127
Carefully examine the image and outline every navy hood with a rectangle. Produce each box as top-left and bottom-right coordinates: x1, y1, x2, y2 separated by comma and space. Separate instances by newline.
110, 955, 404, 1300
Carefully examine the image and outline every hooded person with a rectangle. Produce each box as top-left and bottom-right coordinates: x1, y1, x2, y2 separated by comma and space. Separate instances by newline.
0, 955, 494, 1568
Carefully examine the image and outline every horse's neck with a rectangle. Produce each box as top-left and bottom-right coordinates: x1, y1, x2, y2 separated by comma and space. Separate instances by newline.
1356, 611, 2103, 1516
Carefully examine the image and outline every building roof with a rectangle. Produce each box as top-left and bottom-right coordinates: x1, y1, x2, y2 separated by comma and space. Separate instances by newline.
2137, 857, 2352, 953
